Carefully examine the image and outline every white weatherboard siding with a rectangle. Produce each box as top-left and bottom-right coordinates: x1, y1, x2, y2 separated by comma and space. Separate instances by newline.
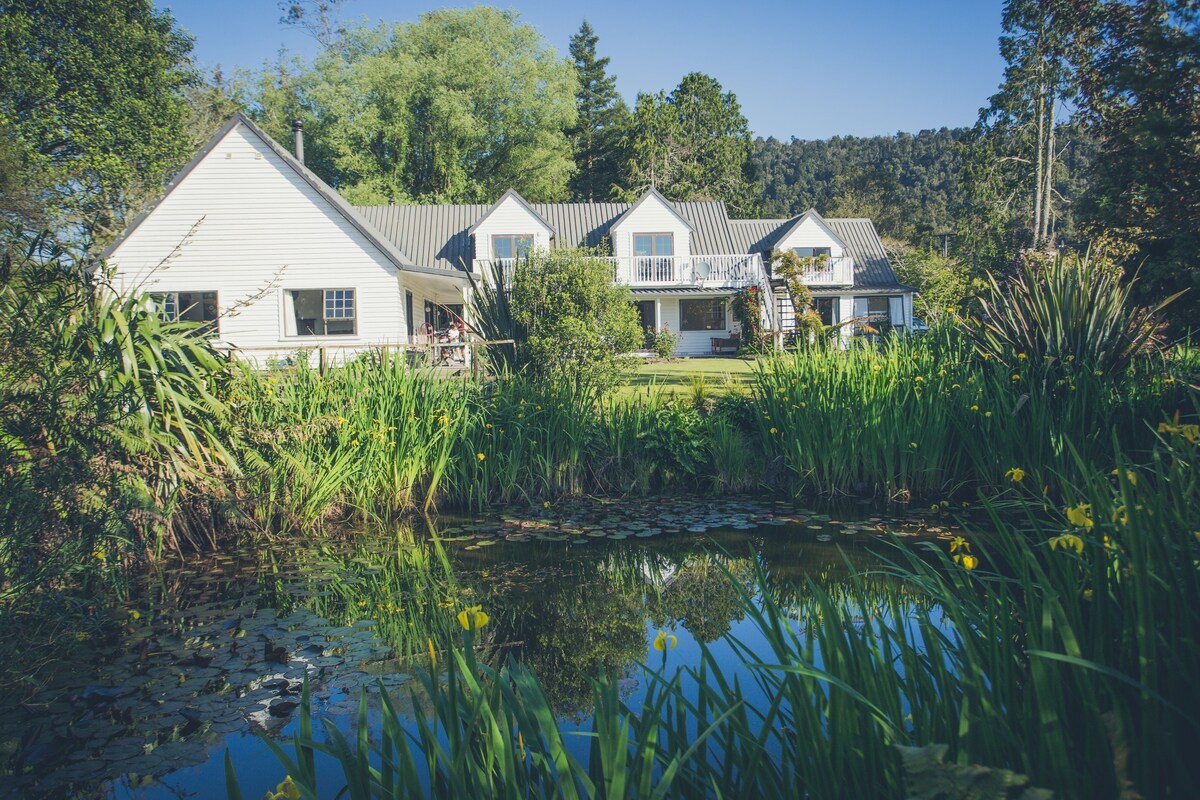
657, 297, 736, 356
774, 217, 846, 259
108, 124, 405, 357
610, 197, 693, 259
471, 196, 553, 262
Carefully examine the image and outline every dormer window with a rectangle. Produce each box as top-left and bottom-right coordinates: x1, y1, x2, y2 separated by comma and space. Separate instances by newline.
634, 234, 673, 258
792, 247, 831, 259
492, 235, 532, 262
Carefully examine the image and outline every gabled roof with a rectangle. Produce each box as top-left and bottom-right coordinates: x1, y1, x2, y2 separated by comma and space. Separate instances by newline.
770, 209, 851, 253
824, 218, 916, 291
608, 187, 696, 233
357, 199, 737, 272
102, 113, 463, 281
729, 214, 911, 290
466, 188, 557, 237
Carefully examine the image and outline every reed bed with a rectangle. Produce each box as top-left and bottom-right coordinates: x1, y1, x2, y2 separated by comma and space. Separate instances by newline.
227, 331, 1187, 529
754, 330, 1185, 499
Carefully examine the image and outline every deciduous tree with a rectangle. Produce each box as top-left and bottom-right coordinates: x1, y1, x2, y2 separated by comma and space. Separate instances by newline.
250, 7, 578, 204
0, 0, 197, 251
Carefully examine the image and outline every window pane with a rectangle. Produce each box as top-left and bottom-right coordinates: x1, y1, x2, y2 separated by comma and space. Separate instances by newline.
679, 299, 726, 331
655, 235, 673, 256
867, 296, 888, 315
793, 247, 831, 259
156, 292, 178, 321
493, 237, 513, 260
176, 291, 219, 334
515, 236, 532, 257
324, 289, 355, 319
292, 290, 322, 336
634, 235, 653, 257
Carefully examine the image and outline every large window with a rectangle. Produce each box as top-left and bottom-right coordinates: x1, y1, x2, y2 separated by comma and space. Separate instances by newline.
492, 235, 533, 261
853, 296, 894, 337
152, 290, 219, 335
679, 298, 726, 331
792, 246, 831, 259
634, 233, 674, 282
287, 289, 356, 336
634, 234, 673, 257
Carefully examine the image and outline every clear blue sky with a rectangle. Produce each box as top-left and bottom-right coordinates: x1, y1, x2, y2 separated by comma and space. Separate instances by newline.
159, 0, 1006, 141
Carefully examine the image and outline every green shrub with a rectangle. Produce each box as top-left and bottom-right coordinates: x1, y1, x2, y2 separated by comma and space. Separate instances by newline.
650, 325, 680, 360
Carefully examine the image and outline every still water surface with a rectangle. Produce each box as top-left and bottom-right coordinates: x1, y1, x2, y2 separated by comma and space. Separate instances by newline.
1, 496, 961, 799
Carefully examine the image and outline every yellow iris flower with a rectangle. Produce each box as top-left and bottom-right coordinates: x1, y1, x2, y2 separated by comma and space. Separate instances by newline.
267, 776, 301, 800
1066, 504, 1094, 528
457, 605, 490, 630
1005, 467, 1025, 482
653, 630, 678, 651
1049, 533, 1085, 554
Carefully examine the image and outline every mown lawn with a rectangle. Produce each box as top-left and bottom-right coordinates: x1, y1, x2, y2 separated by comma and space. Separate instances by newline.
620, 356, 759, 399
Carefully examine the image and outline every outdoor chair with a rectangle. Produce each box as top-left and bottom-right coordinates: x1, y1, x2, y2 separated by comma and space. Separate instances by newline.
710, 332, 740, 355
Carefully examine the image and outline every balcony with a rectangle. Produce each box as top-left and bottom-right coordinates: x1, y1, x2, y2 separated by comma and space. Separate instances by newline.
612, 254, 765, 288
798, 255, 854, 286
475, 253, 769, 290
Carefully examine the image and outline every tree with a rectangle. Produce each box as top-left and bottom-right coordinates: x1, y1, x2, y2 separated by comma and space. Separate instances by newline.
977, 0, 1080, 249
887, 240, 981, 322
250, 7, 578, 204
620, 73, 758, 214
1070, 0, 1200, 325
0, 0, 197, 251
509, 248, 642, 398
566, 21, 630, 202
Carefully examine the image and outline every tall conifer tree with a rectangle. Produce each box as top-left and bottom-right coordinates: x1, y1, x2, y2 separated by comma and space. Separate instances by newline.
567, 20, 628, 202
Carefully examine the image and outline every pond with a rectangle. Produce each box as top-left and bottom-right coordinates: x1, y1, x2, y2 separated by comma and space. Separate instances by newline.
0, 496, 965, 799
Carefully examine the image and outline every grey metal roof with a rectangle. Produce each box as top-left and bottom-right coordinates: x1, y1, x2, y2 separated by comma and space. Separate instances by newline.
728, 218, 788, 254
824, 218, 913, 290
629, 287, 735, 295
356, 198, 743, 271
357, 204, 488, 272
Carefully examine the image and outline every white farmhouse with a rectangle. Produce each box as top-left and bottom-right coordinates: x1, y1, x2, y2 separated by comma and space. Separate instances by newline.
105, 114, 915, 358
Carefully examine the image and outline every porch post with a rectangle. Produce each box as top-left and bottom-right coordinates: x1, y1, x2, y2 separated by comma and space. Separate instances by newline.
654, 298, 662, 331
837, 294, 856, 349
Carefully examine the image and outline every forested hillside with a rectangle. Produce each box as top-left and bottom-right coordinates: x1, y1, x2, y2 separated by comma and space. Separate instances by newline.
752, 129, 969, 242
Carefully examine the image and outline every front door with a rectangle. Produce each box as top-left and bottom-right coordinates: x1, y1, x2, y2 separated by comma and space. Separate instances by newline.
635, 300, 656, 347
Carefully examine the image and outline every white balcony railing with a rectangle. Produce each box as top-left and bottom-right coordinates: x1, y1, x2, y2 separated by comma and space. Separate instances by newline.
800, 255, 854, 286
611, 254, 765, 288
475, 253, 769, 291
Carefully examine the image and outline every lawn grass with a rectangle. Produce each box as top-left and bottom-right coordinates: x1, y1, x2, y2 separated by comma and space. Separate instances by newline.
621, 357, 759, 399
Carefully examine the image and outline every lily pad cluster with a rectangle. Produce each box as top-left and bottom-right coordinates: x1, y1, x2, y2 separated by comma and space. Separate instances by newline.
435, 497, 961, 550
0, 559, 394, 795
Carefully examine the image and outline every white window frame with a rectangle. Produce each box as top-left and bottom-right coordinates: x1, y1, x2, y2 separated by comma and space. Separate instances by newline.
284, 288, 358, 338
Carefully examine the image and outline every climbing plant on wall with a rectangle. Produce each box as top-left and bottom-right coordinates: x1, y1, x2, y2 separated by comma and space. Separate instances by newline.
730, 285, 764, 349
